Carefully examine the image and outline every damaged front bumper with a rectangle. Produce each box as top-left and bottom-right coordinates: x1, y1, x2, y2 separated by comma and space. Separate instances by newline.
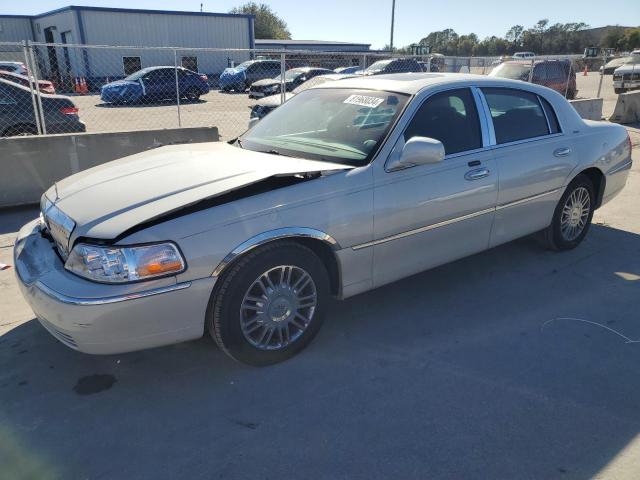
13, 219, 215, 354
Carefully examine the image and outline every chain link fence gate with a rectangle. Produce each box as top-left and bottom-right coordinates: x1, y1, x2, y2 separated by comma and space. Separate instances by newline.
0, 41, 617, 140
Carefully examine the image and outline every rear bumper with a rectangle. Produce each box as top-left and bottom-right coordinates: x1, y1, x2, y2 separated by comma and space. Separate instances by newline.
14, 219, 215, 354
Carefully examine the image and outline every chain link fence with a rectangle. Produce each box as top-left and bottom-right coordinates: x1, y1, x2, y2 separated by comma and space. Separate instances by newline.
0, 41, 618, 140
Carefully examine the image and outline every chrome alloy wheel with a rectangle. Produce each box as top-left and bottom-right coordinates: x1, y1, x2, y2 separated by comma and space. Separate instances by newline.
240, 265, 317, 350
560, 186, 591, 241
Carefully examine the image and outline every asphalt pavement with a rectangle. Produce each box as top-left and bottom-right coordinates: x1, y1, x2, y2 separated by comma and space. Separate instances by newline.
0, 127, 639, 480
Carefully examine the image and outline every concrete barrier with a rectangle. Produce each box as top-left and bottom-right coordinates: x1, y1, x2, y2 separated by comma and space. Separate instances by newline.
569, 98, 603, 121
609, 91, 640, 124
0, 127, 219, 208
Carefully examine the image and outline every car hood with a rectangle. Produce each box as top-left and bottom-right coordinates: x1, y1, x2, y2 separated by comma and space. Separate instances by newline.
103, 80, 138, 89
46, 142, 353, 242
252, 78, 289, 88
614, 64, 640, 74
256, 92, 294, 107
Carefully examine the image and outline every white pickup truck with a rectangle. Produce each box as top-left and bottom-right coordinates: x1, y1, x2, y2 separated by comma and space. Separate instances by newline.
613, 50, 640, 94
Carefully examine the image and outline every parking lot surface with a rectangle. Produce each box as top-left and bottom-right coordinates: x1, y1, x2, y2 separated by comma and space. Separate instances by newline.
67, 72, 620, 142
1, 127, 639, 479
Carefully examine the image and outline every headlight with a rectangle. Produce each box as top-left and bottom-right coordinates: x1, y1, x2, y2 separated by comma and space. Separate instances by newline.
65, 242, 186, 283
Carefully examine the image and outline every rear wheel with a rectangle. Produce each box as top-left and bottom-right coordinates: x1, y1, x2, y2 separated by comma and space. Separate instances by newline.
185, 87, 201, 101
207, 241, 330, 366
2, 124, 37, 137
540, 174, 595, 250
614, 88, 626, 94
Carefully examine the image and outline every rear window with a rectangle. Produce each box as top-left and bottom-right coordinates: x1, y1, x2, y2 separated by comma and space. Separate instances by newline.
482, 88, 549, 144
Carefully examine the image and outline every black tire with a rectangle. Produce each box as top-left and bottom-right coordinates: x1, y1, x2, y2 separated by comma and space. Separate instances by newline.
185, 87, 200, 101
540, 174, 595, 251
2, 124, 37, 137
614, 88, 626, 94
207, 241, 330, 366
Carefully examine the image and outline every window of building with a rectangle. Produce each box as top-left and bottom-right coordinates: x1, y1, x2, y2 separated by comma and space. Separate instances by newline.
181, 56, 198, 72
123, 56, 142, 76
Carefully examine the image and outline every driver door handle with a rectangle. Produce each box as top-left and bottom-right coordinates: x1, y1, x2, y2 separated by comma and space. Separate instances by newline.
554, 147, 572, 157
465, 168, 490, 181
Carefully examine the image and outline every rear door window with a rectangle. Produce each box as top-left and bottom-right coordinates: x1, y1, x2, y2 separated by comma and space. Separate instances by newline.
404, 88, 482, 155
481, 88, 549, 144
539, 97, 561, 134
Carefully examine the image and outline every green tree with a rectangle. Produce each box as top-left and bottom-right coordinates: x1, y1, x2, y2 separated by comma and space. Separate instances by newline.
229, 2, 291, 39
621, 28, 640, 50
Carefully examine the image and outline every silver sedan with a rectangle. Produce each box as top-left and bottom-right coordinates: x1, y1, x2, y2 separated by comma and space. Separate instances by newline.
14, 73, 632, 365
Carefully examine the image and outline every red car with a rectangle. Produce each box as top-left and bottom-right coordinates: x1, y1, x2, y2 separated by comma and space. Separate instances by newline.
0, 70, 56, 94
489, 60, 577, 99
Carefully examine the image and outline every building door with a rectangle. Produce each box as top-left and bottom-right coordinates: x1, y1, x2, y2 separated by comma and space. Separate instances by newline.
44, 27, 60, 85
60, 31, 74, 91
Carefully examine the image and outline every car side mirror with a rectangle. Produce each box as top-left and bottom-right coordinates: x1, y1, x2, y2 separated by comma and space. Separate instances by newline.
248, 117, 260, 129
387, 136, 445, 171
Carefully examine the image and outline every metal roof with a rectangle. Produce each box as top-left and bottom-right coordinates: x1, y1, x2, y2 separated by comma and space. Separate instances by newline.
255, 39, 371, 47
1, 6, 254, 20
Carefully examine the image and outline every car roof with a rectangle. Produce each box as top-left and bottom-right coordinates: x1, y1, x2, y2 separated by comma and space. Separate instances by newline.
310, 72, 557, 95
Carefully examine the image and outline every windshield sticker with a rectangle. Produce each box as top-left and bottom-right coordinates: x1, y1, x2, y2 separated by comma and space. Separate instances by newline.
343, 94, 385, 109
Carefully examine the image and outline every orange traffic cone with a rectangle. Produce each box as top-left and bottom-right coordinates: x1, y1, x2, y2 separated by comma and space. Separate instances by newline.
80, 77, 88, 94
583, 66, 588, 76
73, 77, 80, 93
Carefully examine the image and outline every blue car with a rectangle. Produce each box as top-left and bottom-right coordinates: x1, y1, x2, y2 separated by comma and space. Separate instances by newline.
100, 66, 210, 104
218, 59, 281, 92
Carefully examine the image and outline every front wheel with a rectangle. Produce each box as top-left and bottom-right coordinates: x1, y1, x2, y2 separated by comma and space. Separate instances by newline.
540, 174, 595, 250
207, 241, 330, 366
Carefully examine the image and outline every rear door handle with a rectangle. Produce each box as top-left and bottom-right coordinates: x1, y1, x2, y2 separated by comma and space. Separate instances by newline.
554, 147, 572, 157
465, 168, 490, 181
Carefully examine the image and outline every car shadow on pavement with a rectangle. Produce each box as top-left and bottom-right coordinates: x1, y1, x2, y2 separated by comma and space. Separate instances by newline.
1, 224, 640, 479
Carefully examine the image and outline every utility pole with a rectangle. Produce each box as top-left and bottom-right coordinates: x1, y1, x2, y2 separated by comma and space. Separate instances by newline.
389, 0, 396, 52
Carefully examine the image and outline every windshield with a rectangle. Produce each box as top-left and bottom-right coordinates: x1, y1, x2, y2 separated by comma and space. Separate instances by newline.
490, 63, 531, 80
278, 69, 304, 81
234, 60, 255, 71
240, 88, 409, 166
125, 68, 153, 81
366, 60, 392, 73
623, 56, 640, 65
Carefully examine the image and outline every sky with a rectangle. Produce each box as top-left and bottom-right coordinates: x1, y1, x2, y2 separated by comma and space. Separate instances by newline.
3, 0, 640, 49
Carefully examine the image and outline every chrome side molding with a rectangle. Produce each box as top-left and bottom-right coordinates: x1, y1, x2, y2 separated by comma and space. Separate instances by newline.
352, 188, 562, 250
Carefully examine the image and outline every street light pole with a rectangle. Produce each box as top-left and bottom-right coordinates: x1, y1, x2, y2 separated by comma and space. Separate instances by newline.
390, 0, 396, 52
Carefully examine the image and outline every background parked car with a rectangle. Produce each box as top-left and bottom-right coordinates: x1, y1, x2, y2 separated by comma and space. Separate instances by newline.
249, 73, 356, 122
0, 79, 85, 136
248, 67, 333, 98
0, 70, 56, 94
489, 59, 577, 99
363, 58, 423, 75
0, 61, 28, 76
600, 56, 629, 75
334, 66, 362, 74
612, 50, 640, 94
219, 59, 281, 92
100, 66, 209, 104
513, 52, 536, 60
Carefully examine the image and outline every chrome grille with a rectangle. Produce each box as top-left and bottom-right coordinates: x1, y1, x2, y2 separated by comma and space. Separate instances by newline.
41, 196, 75, 260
